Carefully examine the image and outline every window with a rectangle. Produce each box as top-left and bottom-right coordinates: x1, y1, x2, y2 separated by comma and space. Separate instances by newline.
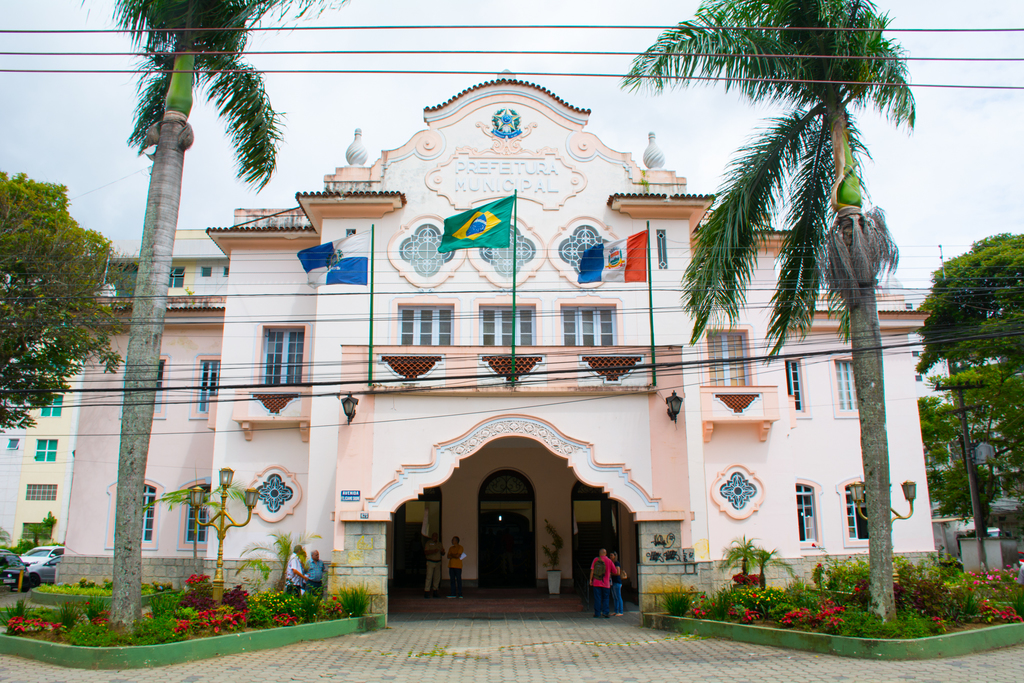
785, 361, 804, 411
200, 266, 212, 278
835, 360, 857, 411
915, 374, 923, 382
169, 267, 185, 288
346, 228, 357, 237
400, 307, 453, 346
912, 351, 921, 358
263, 329, 304, 385
481, 307, 533, 346
185, 488, 209, 543
198, 360, 220, 413
398, 224, 454, 277
34, 440, 57, 462
796, 484, 816, 542
154, 359, 166, 408
656, 229, 668, 269
845, 485, 869, 540
6, 439, 19, 450
707, 332, 749, 386
26, 484, 57, 501
40, 395, 63, 417
223, 266, 229, 277
142, 485, 157, 542
562, 307, 614, 346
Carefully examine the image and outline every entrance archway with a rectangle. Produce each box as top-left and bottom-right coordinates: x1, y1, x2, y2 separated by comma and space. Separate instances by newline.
572, 482, 619, 570
478, 470, 535, 588
392, 487, 441, 588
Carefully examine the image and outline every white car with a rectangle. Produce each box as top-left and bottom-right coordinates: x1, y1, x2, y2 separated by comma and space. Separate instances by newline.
19, 546, 64, 567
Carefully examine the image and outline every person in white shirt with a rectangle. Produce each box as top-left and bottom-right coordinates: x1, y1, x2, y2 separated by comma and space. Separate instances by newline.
286, 545, 308, 595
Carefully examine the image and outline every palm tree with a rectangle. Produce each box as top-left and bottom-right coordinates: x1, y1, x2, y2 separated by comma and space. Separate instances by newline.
625, 0, 914, 621
109, 0, 339, 628
238, 531, 322, 591
753, 547, 795, 589
722, 536, 759, 577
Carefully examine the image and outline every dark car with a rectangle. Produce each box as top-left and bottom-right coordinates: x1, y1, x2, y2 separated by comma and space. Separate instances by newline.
0, 551, 24, 571
2, 555, 58, 591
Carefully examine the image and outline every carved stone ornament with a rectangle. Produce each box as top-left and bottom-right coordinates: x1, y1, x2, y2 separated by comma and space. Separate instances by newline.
250, 465, 303, 523
709, 464, 766, 520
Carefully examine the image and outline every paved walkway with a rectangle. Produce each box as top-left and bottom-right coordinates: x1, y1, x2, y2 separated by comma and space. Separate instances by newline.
1, 611, 1024, 682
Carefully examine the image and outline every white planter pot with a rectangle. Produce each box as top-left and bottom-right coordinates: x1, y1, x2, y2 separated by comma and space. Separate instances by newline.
546, 570, 562, 595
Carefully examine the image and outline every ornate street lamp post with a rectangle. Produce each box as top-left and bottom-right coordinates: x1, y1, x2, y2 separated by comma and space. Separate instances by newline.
189, 467, 259, 602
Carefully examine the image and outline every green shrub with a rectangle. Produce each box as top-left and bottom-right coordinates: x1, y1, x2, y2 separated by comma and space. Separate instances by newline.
337, 585, 371, 618
35, 583, 161, 596
55, 602, 82, 631
295, 593, 320, 623
835, 608, 940, 639
127, 616, 187, 645
149, 591, 181, 620
662, 590, 693, 617
83, 600, 106, 623
1008, 590, 1024, 621
818, 557, 869, 593
65, 621, 119, 647
734, 587, 788, 615
3, 599, 28, 622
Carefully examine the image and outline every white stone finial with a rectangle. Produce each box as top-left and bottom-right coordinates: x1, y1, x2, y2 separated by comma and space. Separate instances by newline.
499, 69, 516, 79
346, 128, 367, 167
643, 131, 665, 170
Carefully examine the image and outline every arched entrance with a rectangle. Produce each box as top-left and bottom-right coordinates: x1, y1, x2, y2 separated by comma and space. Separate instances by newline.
392, 486, 441, 588
478, 470, 535, 588
572, 482, 620, 570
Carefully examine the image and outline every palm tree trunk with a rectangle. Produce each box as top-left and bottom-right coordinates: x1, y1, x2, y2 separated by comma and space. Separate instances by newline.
109, 109, 192, 628
849, 290, 896, 621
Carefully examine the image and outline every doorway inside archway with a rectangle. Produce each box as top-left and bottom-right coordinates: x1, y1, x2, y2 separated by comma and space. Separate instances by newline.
478, 470, 535, 588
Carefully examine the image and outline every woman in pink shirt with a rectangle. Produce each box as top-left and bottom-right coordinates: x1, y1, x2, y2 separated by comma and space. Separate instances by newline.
589, 548, 617, 618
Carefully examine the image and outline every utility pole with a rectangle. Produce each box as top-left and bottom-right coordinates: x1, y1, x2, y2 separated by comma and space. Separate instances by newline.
936, 383, 987, 569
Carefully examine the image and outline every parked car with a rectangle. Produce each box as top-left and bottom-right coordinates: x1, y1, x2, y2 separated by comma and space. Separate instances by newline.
0, 551, 24, 570
2, 555, 60, 591
19, 545, 63, 567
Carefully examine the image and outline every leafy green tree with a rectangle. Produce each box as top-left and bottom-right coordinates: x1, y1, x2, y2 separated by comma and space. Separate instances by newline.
753, 547, 795, 589
920, 365, 1024, 533
625, 0, 914, 621
110, 0, 343, 628
916, 233, 1024, 375
722, 536, 759, 576
0, 172, 120, 429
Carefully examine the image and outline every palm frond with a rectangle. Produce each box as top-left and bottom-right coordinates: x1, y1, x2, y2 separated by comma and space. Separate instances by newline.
201, 53, 283, 189
685, 107, 820, 341
623, 4, 796, 105
765, 112, 833, 351
127, 55, 173, 150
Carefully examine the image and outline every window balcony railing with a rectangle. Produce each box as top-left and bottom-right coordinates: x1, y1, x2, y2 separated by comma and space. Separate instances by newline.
232, 385, 312, 442
700, 385, 780, 442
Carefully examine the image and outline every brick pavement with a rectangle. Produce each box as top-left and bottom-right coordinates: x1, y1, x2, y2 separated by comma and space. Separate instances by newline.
0, 611, 1023, 682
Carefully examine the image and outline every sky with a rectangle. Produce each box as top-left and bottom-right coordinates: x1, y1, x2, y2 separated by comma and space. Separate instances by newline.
2, 0, 1023, 294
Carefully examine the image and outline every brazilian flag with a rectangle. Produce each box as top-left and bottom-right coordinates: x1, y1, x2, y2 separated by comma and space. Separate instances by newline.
437, 195, 515, 253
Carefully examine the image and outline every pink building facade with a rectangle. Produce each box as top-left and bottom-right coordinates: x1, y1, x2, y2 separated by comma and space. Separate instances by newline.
64, 80, 933, 613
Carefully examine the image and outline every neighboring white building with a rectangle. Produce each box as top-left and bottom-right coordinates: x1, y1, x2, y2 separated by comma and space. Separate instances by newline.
0, 429, 25, 540
63, 79, 934, 613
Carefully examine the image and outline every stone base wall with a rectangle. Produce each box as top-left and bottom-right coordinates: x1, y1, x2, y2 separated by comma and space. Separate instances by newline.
57, 556, 281, 592
638, 548, 936, 614
331, 522, 388, 615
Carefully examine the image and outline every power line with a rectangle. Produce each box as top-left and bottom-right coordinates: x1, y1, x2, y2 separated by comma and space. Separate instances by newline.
0, 68, 1016, 91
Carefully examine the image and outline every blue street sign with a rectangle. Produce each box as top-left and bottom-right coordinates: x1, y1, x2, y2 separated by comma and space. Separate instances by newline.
339, 490, 361, 502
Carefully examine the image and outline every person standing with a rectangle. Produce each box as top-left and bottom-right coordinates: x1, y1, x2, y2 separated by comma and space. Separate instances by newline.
447, 535, 465, 598
589, 548, 616, 618
609, 551, 625, 616
423, 532, 444, 599
306, 549, 325, 598
286, 545, 308, 596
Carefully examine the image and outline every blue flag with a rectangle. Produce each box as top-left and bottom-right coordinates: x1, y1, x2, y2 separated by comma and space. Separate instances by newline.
296, 232, 370, 286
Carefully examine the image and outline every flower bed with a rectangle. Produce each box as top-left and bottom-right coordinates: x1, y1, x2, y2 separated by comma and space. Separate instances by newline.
4, 574, 373, 650
35, 578, 173, 597
658, 556, 1024, 642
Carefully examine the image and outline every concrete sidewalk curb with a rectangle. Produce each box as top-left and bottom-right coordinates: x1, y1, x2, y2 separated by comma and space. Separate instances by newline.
28, 589, 178, 608
0, 614, 385, 669
643, 613, 1024, 660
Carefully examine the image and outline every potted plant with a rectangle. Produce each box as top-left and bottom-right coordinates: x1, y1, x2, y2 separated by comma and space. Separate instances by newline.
541, 519, 564, 595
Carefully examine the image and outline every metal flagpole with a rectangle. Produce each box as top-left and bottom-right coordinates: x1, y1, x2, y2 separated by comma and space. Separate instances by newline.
368, 224, 375, 387
646, 221, 656, 387
510, 191, 518, 385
